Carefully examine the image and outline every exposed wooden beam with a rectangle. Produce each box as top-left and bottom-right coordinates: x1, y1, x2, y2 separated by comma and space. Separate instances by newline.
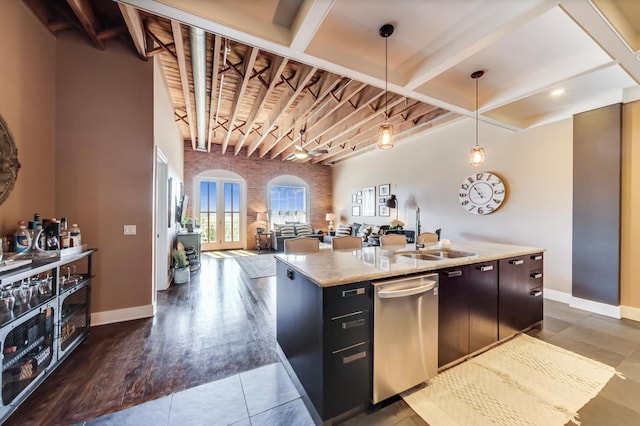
171, 20, 197, 151
97, 26, 126, 41
268, 72, 343, 159
234, 56, 289, 155
22, 0, 52, 34
118, 3, 148, 60
207, 34, 222, 152
222, 47, 259, 154
49, 20, 74, 32
278, 85, 385, 160
146, 28, 177, 60
248, 65, 317, 157
66, 0, 105, 49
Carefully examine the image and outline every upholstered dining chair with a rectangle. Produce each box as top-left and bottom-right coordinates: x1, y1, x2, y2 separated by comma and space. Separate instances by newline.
284, 237, 320, 254
331, 235, 362, 250
416, 232, 439, 247
379, 233, 407, 247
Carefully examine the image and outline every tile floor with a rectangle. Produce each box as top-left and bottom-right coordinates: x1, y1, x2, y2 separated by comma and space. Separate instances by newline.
80, 299, 640, 426
82, 363, 314, 426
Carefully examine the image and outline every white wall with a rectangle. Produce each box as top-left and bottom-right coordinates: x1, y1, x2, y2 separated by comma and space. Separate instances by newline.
332, 117, 573, 294
153, 57, 185, 290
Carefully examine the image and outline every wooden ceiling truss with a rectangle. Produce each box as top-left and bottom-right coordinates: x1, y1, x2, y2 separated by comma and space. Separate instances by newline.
22, 0, 456, 164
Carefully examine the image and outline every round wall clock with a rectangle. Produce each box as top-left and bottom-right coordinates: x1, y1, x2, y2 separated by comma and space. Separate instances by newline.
0, 115, 20, 206
458, 172, 506, 215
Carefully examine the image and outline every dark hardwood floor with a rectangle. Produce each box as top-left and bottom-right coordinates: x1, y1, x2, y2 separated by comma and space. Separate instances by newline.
6, 253, 278, 425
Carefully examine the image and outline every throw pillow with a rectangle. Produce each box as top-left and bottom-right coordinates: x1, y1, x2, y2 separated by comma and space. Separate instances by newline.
357, 224, 372, 240
352, 223, 361, 235
295, 223, 312, 236
280, 224, 296, 237
336, 225, 352, 236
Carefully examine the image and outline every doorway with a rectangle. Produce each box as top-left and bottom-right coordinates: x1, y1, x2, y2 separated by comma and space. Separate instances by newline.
195, 171, 246, 251
155, 149, 170, 292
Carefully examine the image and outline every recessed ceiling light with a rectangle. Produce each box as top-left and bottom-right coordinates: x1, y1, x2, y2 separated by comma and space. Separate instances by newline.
551, 89, 565, 96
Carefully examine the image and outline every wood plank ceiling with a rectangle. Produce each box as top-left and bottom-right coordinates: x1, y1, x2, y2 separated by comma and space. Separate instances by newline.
22, 0, 454, 165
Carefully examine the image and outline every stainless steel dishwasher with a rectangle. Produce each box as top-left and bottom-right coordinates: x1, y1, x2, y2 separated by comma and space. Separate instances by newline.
372, 273, 439, 404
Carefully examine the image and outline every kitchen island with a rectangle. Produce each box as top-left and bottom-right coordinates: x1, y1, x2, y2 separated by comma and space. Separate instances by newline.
275, 240, 544, 425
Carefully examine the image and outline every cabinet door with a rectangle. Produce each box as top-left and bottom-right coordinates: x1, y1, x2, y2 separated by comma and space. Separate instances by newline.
326, 341, 371, 418
438, 267, 468, 367
468, 262, 498, 354
498, 254, 544, 339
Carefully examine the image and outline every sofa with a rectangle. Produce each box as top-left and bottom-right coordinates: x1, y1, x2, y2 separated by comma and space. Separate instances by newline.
324, 223, 392, 247
324, 223, 418, 247
271, 223, 324, 252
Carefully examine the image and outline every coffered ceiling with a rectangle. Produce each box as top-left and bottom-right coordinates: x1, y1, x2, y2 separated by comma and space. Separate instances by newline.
23, 0, 640, 164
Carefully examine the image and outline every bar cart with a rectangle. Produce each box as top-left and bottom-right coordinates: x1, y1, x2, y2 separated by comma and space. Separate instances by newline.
0, 249, 95, 423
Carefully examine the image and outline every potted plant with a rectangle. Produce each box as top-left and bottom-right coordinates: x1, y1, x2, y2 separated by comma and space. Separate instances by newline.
172, 242, 190, 284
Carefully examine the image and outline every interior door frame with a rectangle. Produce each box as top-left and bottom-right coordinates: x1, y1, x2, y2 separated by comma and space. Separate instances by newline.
193, 170, 247, 251
155, 148, 170, 293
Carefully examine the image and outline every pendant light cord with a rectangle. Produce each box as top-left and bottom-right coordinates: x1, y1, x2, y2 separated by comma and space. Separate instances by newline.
385, 36, 388, 118
475, 75, 479, 148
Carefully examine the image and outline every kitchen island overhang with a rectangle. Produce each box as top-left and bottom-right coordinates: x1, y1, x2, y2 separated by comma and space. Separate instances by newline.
275, 240, 545, 287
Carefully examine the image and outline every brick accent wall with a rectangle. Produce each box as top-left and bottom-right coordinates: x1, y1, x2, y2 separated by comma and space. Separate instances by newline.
183, 143, 333, 249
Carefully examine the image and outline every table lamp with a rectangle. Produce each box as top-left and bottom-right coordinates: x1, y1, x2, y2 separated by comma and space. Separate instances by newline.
256, 212, 268, 233
326, 213, 336, 233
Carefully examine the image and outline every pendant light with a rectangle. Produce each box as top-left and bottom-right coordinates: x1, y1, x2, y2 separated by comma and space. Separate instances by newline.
378, 23, 395, 150
469, 70, 486, 166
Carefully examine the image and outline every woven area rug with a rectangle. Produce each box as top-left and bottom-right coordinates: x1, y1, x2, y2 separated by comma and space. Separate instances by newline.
402, 334, 619, 426
233, 254, 276, 279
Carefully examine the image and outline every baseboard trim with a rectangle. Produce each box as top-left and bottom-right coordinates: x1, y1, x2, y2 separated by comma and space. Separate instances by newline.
544, 290, 623, 319
621, 305, 640, 322
91, 304, 155, 326
570, 296, 621, 319
543, 289, 572, 304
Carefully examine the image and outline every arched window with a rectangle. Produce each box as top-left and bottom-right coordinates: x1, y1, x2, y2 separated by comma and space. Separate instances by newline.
268, 175, 309, 227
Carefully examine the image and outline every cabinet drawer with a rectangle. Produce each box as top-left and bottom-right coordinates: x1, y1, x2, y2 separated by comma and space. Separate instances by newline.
324, 282, 371, 318
326, 341, 371, 418
327, 311, 370, 352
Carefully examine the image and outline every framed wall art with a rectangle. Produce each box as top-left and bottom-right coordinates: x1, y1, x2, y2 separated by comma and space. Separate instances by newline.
352, 205, 361, 216
361, 186, 376, 216
379, 184, 390, 196
379, 205, 390, 217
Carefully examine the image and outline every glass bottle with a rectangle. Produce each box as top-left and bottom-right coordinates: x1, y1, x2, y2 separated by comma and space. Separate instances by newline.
60, 218, 70, 249
69, 224, 81, 248
13, 221, 31, 253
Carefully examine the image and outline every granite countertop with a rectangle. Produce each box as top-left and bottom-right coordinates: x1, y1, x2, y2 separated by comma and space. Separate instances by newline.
275, 240, 544, 288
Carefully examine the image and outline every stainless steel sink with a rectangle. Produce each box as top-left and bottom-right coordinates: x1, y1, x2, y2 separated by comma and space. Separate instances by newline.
399, 249, 477, 261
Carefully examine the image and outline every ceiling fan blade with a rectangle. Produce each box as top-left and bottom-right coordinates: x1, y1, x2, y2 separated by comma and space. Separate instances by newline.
285, 152, 295, 161
309, 149, 329, 156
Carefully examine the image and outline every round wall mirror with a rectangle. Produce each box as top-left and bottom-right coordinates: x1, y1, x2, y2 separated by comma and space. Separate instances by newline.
0, 115, 20, 206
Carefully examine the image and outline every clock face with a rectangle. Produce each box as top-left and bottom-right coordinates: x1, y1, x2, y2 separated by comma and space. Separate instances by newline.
458, 172, 506, 215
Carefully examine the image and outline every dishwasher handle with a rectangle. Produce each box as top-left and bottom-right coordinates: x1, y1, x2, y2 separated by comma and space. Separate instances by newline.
378, 280, 436, 299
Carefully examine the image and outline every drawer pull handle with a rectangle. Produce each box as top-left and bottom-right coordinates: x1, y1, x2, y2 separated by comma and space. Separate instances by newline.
286, 269, 294, 280
509, 259, 524, 266
531, 255, 543, 261
530, 273, 543, 279
343, 351, 367, 364
530, 289, 542, 297
342, 319, 366, 329
342, 288, 366, 297
447, 270, 463, 278
477, 265, 494, 272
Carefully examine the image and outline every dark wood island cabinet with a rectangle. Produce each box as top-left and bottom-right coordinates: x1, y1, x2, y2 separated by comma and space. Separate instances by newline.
276, 261, 372, 422
275, 242, 544, 424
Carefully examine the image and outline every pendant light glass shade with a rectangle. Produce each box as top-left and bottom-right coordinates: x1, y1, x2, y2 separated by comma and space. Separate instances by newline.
377, 24, 395, 150
469, 145, 486, 165
470, 70, 486, 166
378, 122, 395, 149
